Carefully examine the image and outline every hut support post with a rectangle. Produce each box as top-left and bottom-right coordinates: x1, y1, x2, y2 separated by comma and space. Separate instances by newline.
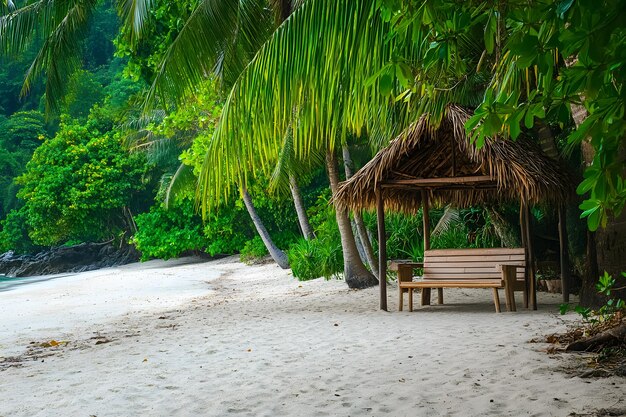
376, 188, 387, 311
523, 204, 537, 310
558, 205, 571, 303
519, 205, 529, 309
420, 191, 438, 305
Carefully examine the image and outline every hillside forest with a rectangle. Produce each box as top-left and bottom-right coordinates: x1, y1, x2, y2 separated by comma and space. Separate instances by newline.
1, 0, 625, 306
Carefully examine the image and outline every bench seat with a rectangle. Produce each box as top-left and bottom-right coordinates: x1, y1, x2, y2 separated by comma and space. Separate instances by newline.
402, 279, 503, 288
392, 248, 527, 313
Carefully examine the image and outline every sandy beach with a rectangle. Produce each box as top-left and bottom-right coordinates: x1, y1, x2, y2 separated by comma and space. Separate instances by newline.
1, 256, 624, 416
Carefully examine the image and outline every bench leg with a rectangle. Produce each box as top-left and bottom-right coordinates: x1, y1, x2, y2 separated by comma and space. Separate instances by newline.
399, 287, 403, 311
502, 265, 517, 312
506, 285, 516, 312
492, 288, 501, 313
408, 289, 414, 312
437, 288, 444, 305
421, 288, 431, 306
503, 286, 511, 312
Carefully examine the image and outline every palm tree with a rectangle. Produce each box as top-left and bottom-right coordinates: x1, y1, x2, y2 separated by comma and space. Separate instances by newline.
144, 0, 387, 283
183, 0, 400, 288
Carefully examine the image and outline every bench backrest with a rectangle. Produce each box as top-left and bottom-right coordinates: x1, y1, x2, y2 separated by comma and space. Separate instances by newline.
423, 248, 525, 281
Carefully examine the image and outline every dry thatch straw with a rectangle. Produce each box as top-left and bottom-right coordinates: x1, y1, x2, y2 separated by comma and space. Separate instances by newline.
335, 105, 572, 213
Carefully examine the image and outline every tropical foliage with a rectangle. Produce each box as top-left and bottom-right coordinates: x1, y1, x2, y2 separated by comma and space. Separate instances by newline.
1, 0, 624, 302
15, 118, 150, 246
378, 0, 626, 231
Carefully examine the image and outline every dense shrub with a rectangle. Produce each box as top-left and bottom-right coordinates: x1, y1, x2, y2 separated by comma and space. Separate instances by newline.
288, 190, 343, 280
0, 110, 49, 219
239, 236, 268, 264
288, 235, 343, 281
131, 198, 208, 260
16, 120, 150, 246
0, 208, 39, 254
202, 202, 255, 256
132, 196, 262, 260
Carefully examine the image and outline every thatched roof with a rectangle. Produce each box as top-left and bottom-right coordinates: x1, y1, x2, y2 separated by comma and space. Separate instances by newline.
335, 106, 572, 213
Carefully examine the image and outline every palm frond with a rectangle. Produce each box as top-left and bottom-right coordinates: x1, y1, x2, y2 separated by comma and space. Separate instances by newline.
21, 0, 97, 113
0, 0, 15, 13
121, 109, 166, 148
268, 0, 304, 24
1, 0, 55, 55
268, 119, 324, 195
198, 0, 405, 216
432, 206, 461, 236
145, 0, 273, 109
0, 0, 98, 113
165, 163, 196, 208
117, 0, 154, 45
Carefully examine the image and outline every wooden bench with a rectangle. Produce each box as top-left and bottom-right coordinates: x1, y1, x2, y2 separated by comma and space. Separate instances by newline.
392, 248, 526, 313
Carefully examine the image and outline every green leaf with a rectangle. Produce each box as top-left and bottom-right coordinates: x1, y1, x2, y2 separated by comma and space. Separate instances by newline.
379, 73, 394, 96
524, 110, 535, 129
586, 207, 601, 231
395, 62, 413, 88
483, 112, 502, 134
483, 12, 496, 54
576, 177, 596, 195
465, 113, 484, 132
508, 110, 525, 139
557, 0, 574, 18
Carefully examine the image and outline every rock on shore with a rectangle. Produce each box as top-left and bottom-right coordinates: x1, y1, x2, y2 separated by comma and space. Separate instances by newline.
0, 243, 139, 277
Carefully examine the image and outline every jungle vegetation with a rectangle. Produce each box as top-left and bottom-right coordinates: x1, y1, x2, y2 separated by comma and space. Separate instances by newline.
0, 0, 624, 304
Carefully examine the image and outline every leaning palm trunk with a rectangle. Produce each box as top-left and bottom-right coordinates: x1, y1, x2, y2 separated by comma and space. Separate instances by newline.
342, 146, 378, 278
289, 175, 315, 240
241, 188, 290, 269
326, 150, 378, 289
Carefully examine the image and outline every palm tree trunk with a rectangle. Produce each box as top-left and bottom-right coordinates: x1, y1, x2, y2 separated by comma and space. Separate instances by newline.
241, 188, 290, 269
289, 175, 315, 240
326, 150, 378, 289
342, 145, 378, 278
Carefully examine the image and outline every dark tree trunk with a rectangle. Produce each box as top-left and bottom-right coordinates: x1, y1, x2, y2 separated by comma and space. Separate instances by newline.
289, 175, 315, 240
241, 188, 290, 269
569, 99, 626, 305
592, 211, 626, 303
326, 150, 378, 289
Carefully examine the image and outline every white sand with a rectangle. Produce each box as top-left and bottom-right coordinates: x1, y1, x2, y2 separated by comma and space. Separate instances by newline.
0, 256, 623, 416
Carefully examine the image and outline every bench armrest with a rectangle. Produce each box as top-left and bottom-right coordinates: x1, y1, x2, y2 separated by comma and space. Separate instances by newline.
389, 260, 423, 283
388, 260, 423, 271
495, 263, 523, 271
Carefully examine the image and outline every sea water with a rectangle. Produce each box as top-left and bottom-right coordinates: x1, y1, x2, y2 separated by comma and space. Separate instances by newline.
0, 273, 74, 292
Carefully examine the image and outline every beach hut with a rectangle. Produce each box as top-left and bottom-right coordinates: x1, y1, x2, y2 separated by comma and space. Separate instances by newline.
334, 105, 572, 311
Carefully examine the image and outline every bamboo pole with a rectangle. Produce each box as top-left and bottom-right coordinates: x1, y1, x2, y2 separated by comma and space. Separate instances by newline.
421, 190, 434, 306
558, 205, 571, 303
520, 202, 529, 309
376, 188, 387, 311
523, 204, 537, 310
